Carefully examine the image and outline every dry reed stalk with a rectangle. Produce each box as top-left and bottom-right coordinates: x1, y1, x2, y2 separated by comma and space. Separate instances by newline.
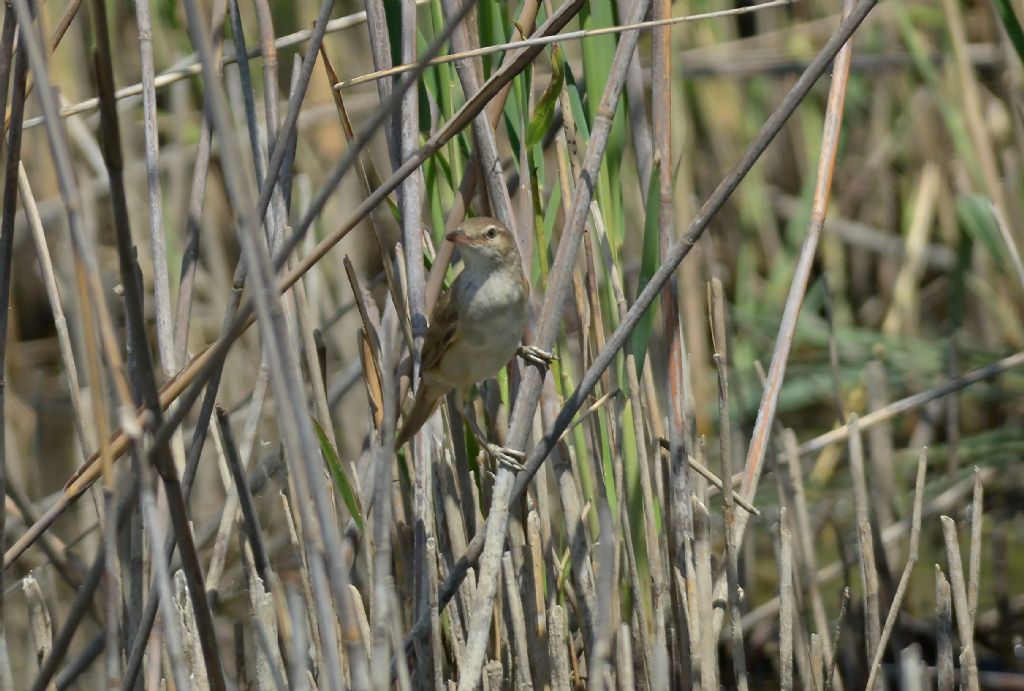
140, 484, 189, 691
864, 361, 898, 537
17, 164, 91, 459
174, 570, 212, 690
848, 418, 881, 679
744, 466, 996, 629
780, 507, 794, 691
824, 587, 852, 691
777, 430, 834, 678
0, 18, 28, 689
935, 566, 954, 691
710, 278, 750, 690
616, 623, 635, 691
178, 0, 355, 688
501, 552, 534, 689
172, 0, 228, 365
693, 499, 717, 689
93, 0, 228, 682
865, 451, 927, 689
217, 408, 271, 583
810, 633, 825, 690
939, 516, 980, 691
22, 575, 55, 691
548, 604, 572, 691
716, 0, 858, 640
652, 0, 697, 672
134, 0, 174, 379
966, 469, 983, 625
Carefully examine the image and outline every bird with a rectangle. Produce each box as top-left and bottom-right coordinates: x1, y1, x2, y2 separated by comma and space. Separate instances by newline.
395, 216, 551, 469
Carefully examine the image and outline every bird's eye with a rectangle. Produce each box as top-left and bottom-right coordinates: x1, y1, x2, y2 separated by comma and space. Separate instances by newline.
485, 227, 497, 239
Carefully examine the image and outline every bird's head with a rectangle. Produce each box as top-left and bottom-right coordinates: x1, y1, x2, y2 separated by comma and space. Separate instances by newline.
446, 217, 519, 269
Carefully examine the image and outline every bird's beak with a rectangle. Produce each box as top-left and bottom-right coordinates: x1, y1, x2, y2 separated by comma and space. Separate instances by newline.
445, 229, 470, 245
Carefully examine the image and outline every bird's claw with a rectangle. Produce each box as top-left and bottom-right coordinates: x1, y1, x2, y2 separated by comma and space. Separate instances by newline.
485, 444, 526, 472
518, 345, 556, 367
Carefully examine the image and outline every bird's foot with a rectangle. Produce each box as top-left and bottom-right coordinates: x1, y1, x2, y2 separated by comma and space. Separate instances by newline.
517, 344, 556, 368
484, 444, 526, 473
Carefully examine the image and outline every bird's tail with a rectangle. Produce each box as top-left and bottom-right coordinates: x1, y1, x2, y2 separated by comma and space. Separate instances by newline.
395, 384, 444, 448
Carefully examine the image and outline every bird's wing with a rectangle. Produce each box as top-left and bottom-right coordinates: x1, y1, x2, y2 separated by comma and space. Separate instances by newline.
419, 282, 460, 376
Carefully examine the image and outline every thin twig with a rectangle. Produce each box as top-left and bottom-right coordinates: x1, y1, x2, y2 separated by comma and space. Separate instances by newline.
336, 0, 792, 88
797, 350, 1024, 456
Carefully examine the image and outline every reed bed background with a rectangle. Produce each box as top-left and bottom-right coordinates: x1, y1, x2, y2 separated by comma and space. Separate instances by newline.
0, 0, 1022, 688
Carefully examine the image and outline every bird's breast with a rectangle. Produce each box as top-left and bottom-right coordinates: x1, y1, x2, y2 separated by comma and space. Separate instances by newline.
459, 273, 528, 341
443, 269, 528, 382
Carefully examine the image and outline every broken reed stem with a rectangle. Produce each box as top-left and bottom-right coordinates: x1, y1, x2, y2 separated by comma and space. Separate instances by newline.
849, 418, 881, 677
935, 566, 955, 691
967, 469, 983, 624
939, 516, 980, 691
779, 507, 794, 691
865, 450, 928, 690
743, 466, 995, 630
824, 586, 851, 691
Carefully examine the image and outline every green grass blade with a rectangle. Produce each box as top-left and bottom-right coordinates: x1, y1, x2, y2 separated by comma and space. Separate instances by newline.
527, 46, 565, 148
313, 418, 365, 532
630, 159, 661, 375
994, 0, 1024, 65
956, 194, 1005, 272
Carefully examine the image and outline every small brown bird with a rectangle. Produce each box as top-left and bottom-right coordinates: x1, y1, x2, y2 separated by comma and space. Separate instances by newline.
395, 217, 549, 468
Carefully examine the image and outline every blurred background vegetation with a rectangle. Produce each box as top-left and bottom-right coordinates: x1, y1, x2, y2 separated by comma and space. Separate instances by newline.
2, 0, 1023, 687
